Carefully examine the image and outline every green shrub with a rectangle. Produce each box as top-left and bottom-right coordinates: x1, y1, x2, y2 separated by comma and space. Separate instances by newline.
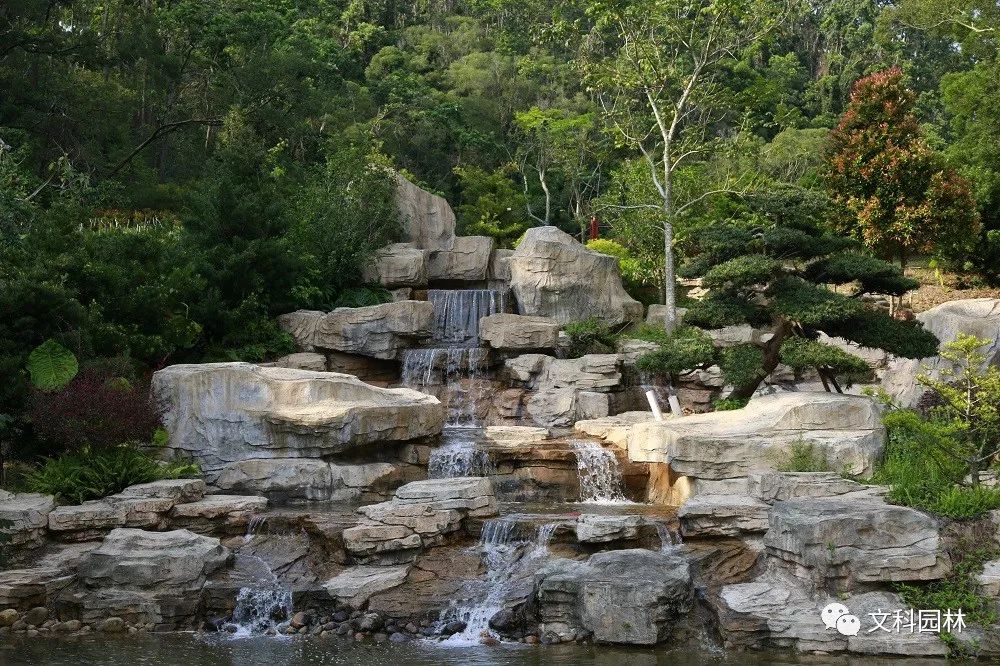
564, 318, 618, 357
713, 397, 749, 411
777, 439, 831, 472
333, 286, 392, 308
720, 344, 765, 389
27, 446, 199, 504
634, 326, 716, 378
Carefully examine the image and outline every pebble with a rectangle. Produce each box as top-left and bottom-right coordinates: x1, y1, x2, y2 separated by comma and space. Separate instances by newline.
24, 607, 48, 626
0, 609, 19, 627
389, 632, 407, 643
55, 620, 82, 632
99, 617, 126, 633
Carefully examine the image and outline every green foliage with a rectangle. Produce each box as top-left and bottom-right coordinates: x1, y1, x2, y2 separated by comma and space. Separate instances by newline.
713, 397, 750, 411
778, 440, 832, 473
779, 337, 870, 377
720, 344, 765, 389
634, 326, 716, 378
563, 319, 618, 357
26, 340, 78, 391
333, 286, 393, 309
702, 255, 783, 292
804, 253, 921, 295
26, 446, 200, 505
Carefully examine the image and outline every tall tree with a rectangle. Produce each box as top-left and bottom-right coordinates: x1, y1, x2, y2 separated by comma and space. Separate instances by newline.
826, 67, 980, 270
579, 0, 787, 332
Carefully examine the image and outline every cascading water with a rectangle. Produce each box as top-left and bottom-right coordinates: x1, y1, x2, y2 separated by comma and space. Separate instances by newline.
442, 519, 553, 643
571, 440, 630, 504
427, 289, 507, 345
228, 516, 294, 636
655, 522, 681, 553
428, 429, 494, 479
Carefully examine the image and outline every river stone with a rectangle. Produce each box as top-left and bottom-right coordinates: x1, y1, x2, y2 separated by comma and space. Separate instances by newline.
747, 471, 884, 503
363, 243, 428, 288
394, 173, 456, 251
575, 515, 644, 543
479, 314, 560, 350
151, 363, 444, 478
883, 298, 1000, 407
714, 577, 948, 655
509, 226, 642, 325
324, 565, 411, 608
764, 497, 950, 589
678, 495, 770, 537
626, 392, 885, 478
0, 493, 55, 547
278, 301, 434, 360
536, 549, 692, 645
426, 235, 494, 282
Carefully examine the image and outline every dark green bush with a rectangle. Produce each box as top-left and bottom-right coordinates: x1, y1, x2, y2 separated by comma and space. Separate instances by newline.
720, 344, 765, 389
564, 319, 618, 357
27, 446, 199, 504
634, 326, 716, 377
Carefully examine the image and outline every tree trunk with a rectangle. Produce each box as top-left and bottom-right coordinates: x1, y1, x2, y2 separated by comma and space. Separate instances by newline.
662, 160, 677, 334
727, 322, 791, 400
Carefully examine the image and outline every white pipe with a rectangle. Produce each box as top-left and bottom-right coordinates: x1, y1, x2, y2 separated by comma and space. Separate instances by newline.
667, 393, 683, 416
645, 389, 665, 421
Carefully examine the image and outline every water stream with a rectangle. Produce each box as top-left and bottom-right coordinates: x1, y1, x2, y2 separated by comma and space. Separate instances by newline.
570, 440, 630, 504
227, 516, 293, 636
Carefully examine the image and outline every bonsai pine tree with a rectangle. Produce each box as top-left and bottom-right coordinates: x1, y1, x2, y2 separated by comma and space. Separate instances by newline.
826, 68, 980, 270
675, 189, 939, 401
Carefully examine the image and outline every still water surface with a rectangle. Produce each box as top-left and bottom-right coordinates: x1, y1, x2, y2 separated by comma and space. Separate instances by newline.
0, 634, 948, 666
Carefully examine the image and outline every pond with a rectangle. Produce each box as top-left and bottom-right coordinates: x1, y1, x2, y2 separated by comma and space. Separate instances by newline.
0, 634, 948, 666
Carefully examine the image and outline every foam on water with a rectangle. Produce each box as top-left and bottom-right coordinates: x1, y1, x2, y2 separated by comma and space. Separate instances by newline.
570, 440, 631, 504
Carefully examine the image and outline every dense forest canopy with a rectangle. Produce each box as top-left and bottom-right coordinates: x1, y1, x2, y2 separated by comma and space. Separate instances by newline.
2, 0, 999, 444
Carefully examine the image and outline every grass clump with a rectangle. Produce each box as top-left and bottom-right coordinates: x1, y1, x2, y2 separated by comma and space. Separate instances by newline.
777, 439, 832, 472
27, 446, 199, 504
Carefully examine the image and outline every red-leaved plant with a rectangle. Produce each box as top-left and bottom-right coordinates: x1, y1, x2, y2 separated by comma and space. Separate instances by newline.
29, 369, 161, 451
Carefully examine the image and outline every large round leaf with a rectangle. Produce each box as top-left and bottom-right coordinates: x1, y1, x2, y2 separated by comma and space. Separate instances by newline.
26, 339, 79, 391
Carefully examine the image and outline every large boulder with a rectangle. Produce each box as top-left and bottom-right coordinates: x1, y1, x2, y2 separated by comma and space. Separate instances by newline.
323, 564, 411, 608
747, 471, 884, 503
509, 226, 642, 325
884, 298, 1000, 406
362, 243, 428, 288
677, 494, 770, 537
480, 314, 560, 350
152, 363, 444, 478
626, 392, 885, 481
278, 300, 434, 360
426, 235, 494, 282
394, 173, 456, 251
74, 528, 230, 628
536, 549, 692, 645
764, 497, 950, 590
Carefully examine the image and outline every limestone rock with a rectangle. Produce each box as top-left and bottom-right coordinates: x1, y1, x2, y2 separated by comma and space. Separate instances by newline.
342, 524, 422, 559
0, 493, 55, 548
215, 459, 334, 500
324, 565, 411, 608
265, 352, 328, 372
884, 298, 1000, 407
977, 559, 1000, 597
616, 338, 660, 364
575, 514, 643, 543
507, 354, 622, 391
764, 497, 950, 589
152, 363, 444, 477
480, 314, 559, 350
626, 392, 885, 479
394, 173, 456, 251
747, 471, 884, 504
115, 479, 206, 504
509, 226, 642, 325
645, 305, 687, 328
574, 412, 655, 450
80, 528, 229, 588
483, 425, 549, 447
536, 549, 692, 645
170, 495, 267, 535
426, 235, 494, 282
48, 501, 123, 539
488, 249, 513, 282
678, 495, 770, 537
714, 576, 948, 655
329, 463, 406, 502
278, 300, 434, 359
362, 243, 428, 288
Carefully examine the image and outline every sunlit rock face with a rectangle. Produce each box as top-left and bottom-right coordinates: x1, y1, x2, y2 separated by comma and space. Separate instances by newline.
508, 226, 643, 326
152, 363, 444, 478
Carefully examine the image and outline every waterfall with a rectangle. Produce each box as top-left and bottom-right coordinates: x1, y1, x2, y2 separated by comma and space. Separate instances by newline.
534, 523, 558, 551
428, 429, 494, 479
228, 516, 293, 636
571, 440, 630, 504
442, 517, 547, 643
427, 289, 507, 345
655, 522, 681, 553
